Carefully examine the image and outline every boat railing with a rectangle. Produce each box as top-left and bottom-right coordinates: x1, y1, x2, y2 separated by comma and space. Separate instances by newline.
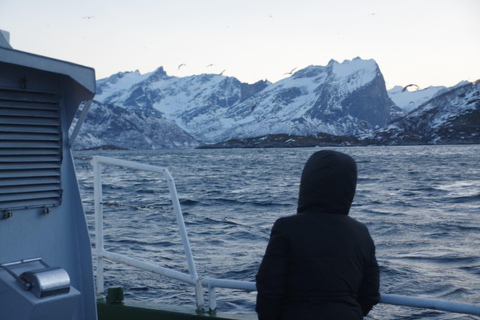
89, 156, 480, 317
201, 278, 480, 317
91, 156, 204, 309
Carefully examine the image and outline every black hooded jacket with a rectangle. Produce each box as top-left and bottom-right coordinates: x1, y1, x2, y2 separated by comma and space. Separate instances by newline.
256, 151, 380, 320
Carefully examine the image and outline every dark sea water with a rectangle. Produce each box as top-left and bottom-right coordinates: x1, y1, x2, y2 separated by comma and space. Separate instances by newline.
74, 145, 480, 319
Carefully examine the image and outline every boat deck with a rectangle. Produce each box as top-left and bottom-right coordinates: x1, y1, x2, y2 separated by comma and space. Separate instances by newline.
97, 298, 257, 320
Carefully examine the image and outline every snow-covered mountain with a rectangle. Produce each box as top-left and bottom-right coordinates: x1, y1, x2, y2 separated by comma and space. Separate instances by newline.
388, 85, 446, 113
73, 57, 478, 149
71, 101, 199, 150
86, 57, 401, 147
369, 81, 480, 145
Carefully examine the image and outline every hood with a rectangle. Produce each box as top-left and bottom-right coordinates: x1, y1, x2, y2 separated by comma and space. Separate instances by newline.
297, 150, 357, 215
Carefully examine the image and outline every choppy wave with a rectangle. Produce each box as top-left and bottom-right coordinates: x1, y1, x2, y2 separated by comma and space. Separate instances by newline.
75, 145, 480, 319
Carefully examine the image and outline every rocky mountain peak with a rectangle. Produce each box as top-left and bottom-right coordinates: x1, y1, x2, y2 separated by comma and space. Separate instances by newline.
72, 58, 478, 149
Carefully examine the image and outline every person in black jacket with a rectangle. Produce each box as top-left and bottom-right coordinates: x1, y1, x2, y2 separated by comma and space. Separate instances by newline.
256, 150, 380, 320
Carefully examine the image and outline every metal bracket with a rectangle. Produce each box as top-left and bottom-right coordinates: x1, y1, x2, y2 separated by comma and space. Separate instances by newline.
68, 99, 93, 147
42, 206, 51, 216
0, 258, 47, 291
0, 258, 71, 298
2, 211, 13, 220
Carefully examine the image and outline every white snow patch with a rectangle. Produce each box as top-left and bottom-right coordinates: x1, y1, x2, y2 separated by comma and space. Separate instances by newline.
388, 85, 446, 113
95, 70, 151, 102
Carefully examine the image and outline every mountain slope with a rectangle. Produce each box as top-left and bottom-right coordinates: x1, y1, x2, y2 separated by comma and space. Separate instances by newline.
388, 85, 447, 113
370, 81, 480, 144
73, 58, 477, 149
92, 57, 401, 144
71, 101, 199, 150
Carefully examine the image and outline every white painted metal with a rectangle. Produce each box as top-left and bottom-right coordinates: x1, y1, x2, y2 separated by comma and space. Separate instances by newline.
207, 282, 217, 311
202, 278, 257, 311
91, 156, 204, 309
201, 278, 480, 316
93, 159, 105, 296
380, 294, 480, 316
202, 278, 256, 291
69, 100, 93, 147
93, 250, 195, 285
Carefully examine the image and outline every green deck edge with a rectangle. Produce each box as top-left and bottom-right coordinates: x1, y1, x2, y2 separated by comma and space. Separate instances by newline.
97, 298, 258, 320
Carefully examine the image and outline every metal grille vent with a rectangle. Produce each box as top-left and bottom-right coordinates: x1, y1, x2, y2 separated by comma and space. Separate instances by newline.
0, 88, 62, 211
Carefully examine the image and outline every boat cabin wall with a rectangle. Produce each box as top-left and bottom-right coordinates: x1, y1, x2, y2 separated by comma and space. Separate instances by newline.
0, 62, 97, 320
0, 61, 93, 127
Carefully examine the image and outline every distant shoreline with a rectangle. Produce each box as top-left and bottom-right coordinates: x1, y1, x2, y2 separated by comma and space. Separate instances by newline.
196, 133, 480, 149
74, 134, 480, 151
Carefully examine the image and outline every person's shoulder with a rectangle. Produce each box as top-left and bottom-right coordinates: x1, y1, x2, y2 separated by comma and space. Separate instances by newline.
273, 214, 301, 228
345, 215, 367, 227
344, 215, 374, 237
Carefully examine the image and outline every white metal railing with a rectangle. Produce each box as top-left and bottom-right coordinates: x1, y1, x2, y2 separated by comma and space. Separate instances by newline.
91, 156, 204, 309
202, 278, 257, 311
89, 156, 480, 317
379, 294, 480, 316
201, 278, 480, 316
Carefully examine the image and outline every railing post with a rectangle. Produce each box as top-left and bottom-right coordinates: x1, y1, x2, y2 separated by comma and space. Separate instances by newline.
165, 169, 205, 310
208, 283, 217, 312
92, 157, 105, 297
195, 279, 205, 312
89, 156, 205, 308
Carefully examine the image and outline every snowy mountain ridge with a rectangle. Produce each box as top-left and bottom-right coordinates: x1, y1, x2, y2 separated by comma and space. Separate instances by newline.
388, 85, 446, 113
72, 58, 478, 149
369, 81, 480, 145
386, 81, 472, 113
88, 57, 400, 144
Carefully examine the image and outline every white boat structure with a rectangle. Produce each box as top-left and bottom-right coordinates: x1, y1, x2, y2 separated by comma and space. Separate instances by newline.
0, 30, 479, 319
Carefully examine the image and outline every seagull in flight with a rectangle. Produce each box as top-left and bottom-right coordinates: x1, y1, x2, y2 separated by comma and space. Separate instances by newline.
83, 16, 95, 19
402, 84, 420, 92
284, 67, 297, 75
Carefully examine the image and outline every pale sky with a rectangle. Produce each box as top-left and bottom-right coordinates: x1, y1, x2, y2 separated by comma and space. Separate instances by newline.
1, 0, 479, 89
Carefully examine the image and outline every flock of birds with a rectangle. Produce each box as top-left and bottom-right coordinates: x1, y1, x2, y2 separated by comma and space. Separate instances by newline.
80, 13, 420, 141
177, 63, 226, 76
177, 63, 297, 79
175, 62, 422, 140
176, 63, 420, 94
